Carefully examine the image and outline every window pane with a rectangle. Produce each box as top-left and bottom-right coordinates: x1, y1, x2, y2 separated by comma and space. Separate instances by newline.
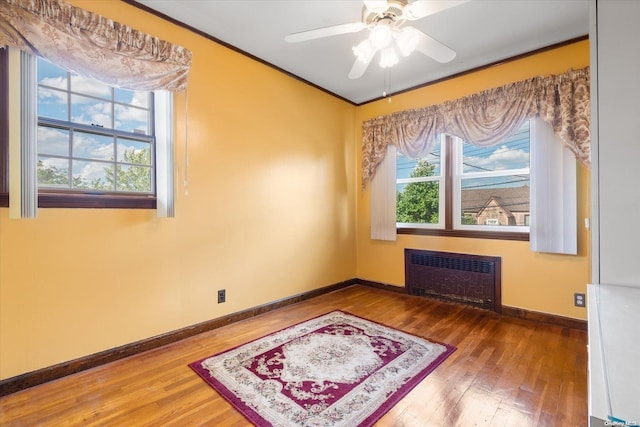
72, 160, 114, 191
38, 87, 68, 121
38, 156, 69, 188
117, 138, 151, 165
38, 126, 69, 156
462, 123, 530, 173
37, 58, 67, 89
396, 181, 440, 224
461, 176, 530, 226
71, 94, 112, 128
73, 131, 114, 161
116, 165, 152, 193
115, 104, 151, 135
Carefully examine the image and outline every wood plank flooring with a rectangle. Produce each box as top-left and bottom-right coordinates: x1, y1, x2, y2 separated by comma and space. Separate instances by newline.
0, 285, 588, 426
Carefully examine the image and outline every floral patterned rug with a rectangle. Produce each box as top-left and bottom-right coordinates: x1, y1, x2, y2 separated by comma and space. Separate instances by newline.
189, 310, 455, 426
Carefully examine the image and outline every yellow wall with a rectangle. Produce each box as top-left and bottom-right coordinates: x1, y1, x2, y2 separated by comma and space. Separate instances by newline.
0, 1, 591, 381
0, 1, 357, 379
356, 40, 591, 320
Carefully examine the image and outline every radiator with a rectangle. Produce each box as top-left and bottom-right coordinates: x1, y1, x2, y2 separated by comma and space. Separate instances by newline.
405, 249, 502, 313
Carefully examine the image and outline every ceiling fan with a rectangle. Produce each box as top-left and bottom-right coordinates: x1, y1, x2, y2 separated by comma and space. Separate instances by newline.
285, 0, 468, 79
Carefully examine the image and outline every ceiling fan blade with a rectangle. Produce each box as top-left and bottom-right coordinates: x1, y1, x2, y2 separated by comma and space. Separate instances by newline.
285, 22, 366, 43
403, 0, 470, 20
363, 0, 389, 14
349, 53, 375, 79
411, 27, 456, 63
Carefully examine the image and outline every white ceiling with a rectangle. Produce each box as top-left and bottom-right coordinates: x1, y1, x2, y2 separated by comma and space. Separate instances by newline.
132, 0, 590, 105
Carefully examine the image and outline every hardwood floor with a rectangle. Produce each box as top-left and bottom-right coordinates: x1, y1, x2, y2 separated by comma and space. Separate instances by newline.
0, 285, 588, 426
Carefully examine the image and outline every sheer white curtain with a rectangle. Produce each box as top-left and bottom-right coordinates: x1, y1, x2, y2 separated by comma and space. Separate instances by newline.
370, 144, 397, 241
8, 49, 37, 219
530, 118, 577, 254
154, 91, 175, 218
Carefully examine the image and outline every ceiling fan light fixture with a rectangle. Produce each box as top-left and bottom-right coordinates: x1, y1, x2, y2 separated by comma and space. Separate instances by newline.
353, 39, 376, 64
379, 47, 399, 68
369, 22, 393, 50
395, 27, 419, 56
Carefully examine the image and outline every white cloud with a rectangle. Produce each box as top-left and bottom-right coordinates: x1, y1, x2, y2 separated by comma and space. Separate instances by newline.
129, 91, 150, 108
73, 133, 113, 160
37, 127, 68, 155
73, 160, 110, 183
71, 101, 112, 128
115, 104, 148, 124
70, 75, 111, 99
39, 76, 67, 90
465, 145, 529, 171
38, 85, 67, 105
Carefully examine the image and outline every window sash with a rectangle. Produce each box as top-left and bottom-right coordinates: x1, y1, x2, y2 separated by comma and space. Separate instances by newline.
395, 135, 446, 230
451, 132, 531, 233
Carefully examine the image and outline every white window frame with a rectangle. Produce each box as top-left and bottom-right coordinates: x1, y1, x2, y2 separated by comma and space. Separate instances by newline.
36, 57, 156, 195
396, 134, 447, 230
452, 134, 531, 234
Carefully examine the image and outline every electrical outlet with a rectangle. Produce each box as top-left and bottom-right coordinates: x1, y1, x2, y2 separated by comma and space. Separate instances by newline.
218, 289, 226, 304
574, 292, 585, 307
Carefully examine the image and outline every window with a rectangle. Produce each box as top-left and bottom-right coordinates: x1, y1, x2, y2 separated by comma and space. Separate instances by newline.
37, 57, 154, 195
395, 121, 530, 240
455, 121, 530, 232
1, 50, 174, 211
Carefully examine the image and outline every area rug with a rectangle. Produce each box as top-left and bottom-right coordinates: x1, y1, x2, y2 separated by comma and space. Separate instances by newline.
189, 310, 455, 426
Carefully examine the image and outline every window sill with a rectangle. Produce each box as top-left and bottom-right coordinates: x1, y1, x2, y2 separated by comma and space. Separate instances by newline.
397, 227, 529, 241
38, 192, 156, 209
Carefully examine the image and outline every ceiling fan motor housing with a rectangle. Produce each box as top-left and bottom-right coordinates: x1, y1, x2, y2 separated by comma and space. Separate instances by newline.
363, 0, 408, 27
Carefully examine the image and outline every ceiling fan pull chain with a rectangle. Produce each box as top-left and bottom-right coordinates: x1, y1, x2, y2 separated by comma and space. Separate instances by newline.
383, 68, 392, 102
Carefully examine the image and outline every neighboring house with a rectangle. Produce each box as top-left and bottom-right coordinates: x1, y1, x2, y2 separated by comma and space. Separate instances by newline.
461, 186, 530, 226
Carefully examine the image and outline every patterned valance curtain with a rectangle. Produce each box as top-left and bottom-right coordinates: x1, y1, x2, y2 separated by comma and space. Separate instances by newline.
0, 0, 192, 91
362, 66, 590, 188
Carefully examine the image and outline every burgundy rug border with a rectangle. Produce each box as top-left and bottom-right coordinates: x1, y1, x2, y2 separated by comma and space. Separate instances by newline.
188, 310, 456, 427
189, 365, 268, 426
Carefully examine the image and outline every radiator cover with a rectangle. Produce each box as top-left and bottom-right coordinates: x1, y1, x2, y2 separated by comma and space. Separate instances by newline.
405, 249, 502, 313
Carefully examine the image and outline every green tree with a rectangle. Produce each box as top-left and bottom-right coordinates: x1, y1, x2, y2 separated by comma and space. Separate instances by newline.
461, 213, 477, 225
37, 160, 69, 186
396, 159, 439, 223
106, 148, 151, 193
38, 160, 108, 190
37, 148, 151, 192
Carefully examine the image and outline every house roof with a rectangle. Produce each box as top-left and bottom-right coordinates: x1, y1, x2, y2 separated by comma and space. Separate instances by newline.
461, 186, 530, 213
